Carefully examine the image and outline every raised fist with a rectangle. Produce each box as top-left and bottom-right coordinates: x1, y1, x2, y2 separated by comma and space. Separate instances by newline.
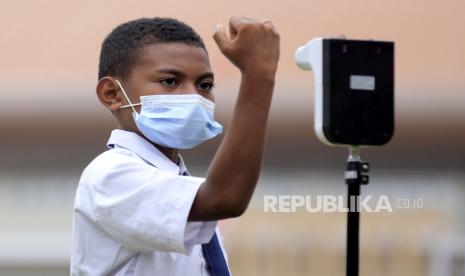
213, 17, 280, 77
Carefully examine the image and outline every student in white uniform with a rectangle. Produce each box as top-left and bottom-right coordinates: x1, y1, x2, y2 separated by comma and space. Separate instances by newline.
71, 16, 280, 276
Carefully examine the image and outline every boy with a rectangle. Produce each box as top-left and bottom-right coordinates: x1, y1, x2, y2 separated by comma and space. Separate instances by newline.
71, 16, 280, 275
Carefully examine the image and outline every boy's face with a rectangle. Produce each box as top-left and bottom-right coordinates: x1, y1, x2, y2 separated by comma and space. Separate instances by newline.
98, 42, 215, 136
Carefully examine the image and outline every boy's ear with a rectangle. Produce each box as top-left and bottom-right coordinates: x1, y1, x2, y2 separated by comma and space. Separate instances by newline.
96, 77, 123, 111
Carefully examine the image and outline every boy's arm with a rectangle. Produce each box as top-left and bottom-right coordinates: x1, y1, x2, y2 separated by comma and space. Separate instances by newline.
189, 17, 280, 221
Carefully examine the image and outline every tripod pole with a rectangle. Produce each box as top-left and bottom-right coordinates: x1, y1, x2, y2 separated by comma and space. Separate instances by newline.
345, 146, 369, 276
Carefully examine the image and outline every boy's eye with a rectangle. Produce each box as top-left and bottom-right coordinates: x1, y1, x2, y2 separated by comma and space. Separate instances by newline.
159, 78, 178, 87
198, 81, 215, 91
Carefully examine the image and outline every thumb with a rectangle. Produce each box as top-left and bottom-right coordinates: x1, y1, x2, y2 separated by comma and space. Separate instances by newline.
212, 23, 230, 52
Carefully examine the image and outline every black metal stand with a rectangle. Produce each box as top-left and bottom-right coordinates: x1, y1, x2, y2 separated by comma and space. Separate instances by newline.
345, 147, 369, 276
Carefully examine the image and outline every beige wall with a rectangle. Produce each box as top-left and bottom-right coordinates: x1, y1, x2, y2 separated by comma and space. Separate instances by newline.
1, 0, 464, 118
1, 0, 464, 169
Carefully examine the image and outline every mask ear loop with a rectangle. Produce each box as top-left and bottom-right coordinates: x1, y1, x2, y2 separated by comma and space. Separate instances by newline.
113, 79, 139, 114
99, 76, 140, 114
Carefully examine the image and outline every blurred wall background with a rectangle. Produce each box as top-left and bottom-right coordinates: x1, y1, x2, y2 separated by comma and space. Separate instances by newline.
0, 0, 464, 275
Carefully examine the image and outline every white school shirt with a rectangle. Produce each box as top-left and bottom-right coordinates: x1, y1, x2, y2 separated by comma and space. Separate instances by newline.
70, 129, 229, 276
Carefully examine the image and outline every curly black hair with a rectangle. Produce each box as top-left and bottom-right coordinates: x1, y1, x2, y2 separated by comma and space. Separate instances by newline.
98, 17, 206, 80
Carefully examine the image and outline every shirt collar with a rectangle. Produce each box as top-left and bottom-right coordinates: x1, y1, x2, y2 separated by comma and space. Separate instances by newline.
107, 129, 188, 175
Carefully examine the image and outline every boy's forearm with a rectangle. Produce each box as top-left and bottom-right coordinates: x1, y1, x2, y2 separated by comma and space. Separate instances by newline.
208, 72, 275, 200
188, 72, 275, 221
188, 17, 279, 221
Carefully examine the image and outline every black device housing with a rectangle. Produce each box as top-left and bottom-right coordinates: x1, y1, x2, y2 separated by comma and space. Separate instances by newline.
322, 39, 394, 146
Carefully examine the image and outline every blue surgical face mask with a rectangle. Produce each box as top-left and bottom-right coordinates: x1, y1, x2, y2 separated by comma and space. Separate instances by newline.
113, 79, 223, 149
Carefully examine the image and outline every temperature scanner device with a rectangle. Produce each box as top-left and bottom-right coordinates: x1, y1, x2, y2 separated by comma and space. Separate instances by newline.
295, 38, 395, 146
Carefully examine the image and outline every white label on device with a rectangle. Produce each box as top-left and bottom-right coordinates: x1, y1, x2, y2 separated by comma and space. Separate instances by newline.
350, 75, 375, 91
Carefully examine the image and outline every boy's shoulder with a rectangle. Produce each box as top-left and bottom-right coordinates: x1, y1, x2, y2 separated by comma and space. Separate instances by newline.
79, 147, 147, 186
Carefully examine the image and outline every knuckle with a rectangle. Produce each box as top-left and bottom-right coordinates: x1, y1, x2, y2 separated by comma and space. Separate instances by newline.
240, 23, 254, 32
258, 22, 268, 28
263, 24, 274, 32
220, 43, 233, 54
230, 16, 240, 22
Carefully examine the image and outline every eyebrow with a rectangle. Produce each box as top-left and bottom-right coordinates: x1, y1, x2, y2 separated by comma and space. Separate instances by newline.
156, 68, 214, 80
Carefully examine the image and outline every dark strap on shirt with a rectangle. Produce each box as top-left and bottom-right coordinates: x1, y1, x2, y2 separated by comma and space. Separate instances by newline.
202, 233, 230, 276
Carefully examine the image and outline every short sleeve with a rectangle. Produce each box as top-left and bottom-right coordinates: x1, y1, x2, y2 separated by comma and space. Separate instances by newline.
84, 152, 217, 255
